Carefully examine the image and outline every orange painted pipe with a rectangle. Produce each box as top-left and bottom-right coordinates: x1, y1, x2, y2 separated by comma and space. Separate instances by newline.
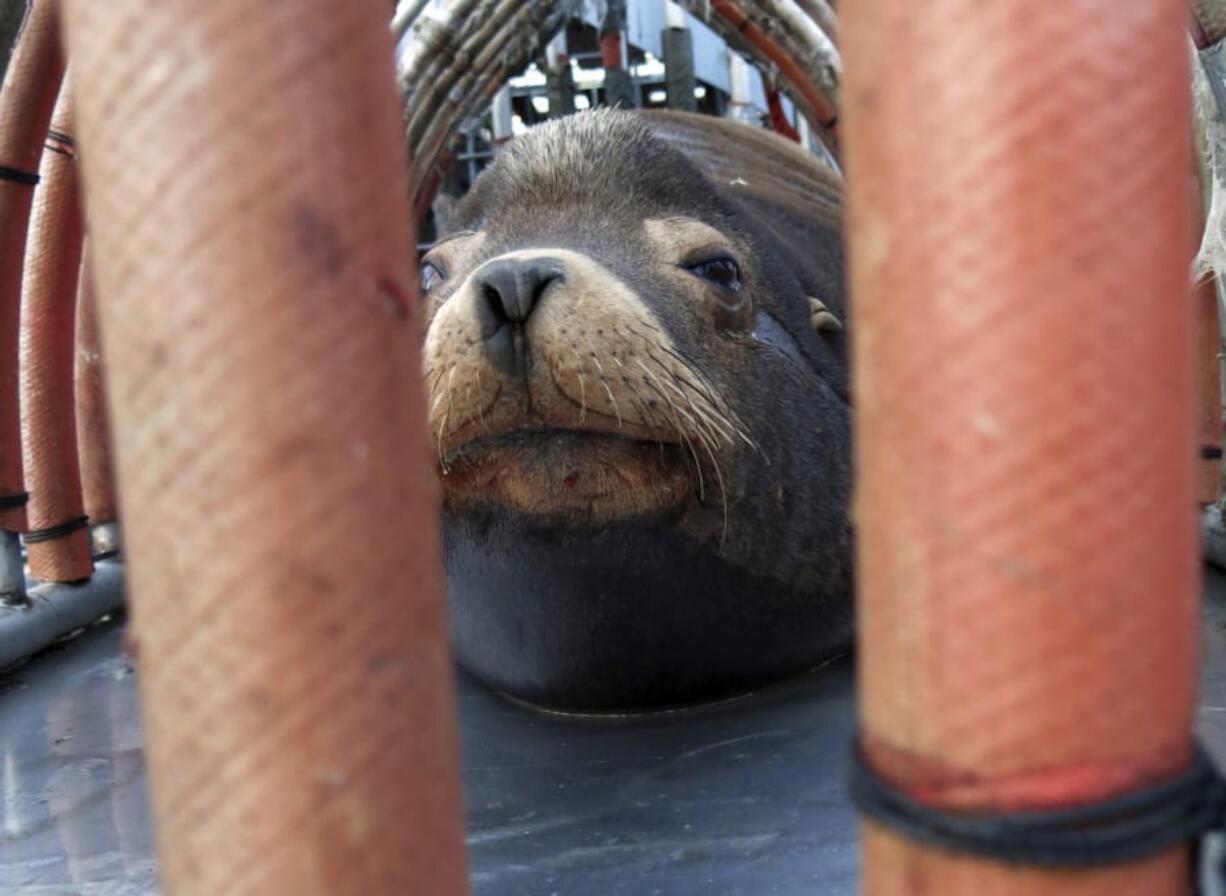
844, 0, 1197, 893
75, 243, 119, 528
0, 0, 64, 533
763, 76, 801, 143
600, 28, 622, 69
60, 0, 469, 892
20, 80, 93, 583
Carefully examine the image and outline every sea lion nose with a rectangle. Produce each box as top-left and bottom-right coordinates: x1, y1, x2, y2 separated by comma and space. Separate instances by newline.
476, 255, 565, 323
473, 255, 565, 377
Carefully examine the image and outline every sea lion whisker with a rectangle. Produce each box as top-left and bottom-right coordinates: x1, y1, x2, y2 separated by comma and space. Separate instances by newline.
575, 333, 624, 427
636, 359, 715, 445
633, 354, 729, 540
637, 372, 709, 500
642, 354, 739, 447
473, 371, 491, 432
642, 344, 729, 412
621, 381, 673, 443
636, 334, 712, 383
673, 385, 738, 448
597, 375, 623, 429
438, 366, 458, 474
577, 372, 588, 424
666, 372, 759, 455
695, 427, 730, 550
676, 424, 706, 500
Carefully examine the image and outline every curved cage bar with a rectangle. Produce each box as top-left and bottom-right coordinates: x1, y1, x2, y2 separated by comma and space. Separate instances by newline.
671, 0, 839, 141
399, 0, 579, 218
0, 0, 62, 535
20, 76, 93, 583
394, 0, 842, 216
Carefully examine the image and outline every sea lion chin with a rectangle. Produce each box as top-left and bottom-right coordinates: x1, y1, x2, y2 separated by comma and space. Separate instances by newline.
420, 108, 853, 712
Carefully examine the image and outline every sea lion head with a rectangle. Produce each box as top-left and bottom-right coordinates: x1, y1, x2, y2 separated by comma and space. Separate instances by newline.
420, 109, 852, 711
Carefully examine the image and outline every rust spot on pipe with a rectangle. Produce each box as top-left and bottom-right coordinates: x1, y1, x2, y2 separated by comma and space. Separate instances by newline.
293, 202, 346, 278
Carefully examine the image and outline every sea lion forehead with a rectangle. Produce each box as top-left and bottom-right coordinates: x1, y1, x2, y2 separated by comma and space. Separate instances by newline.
452, 109, 715, 232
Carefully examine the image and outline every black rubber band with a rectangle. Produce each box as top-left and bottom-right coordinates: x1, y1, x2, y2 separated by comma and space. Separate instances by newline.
1204, 445, 1223, 461
0, 492, 29, 511
23, 515, 90, 544
0, 165, 39, 187
849, 740, 1226, 870
44, 129, 76, 159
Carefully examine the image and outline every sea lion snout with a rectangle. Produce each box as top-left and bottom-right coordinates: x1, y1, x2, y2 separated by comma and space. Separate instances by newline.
424, 246, 733, 522
472, 255, 566, 378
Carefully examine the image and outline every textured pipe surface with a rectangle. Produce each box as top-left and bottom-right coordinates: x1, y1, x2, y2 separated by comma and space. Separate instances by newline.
60, 1, 470, 894
844, 0, 1197, 893
75, 245, 118, 526
21, 81, 93, 583
0, 0, 62, 533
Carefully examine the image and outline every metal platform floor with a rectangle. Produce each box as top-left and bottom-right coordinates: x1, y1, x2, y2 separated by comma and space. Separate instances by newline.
4, 569, 1226, 896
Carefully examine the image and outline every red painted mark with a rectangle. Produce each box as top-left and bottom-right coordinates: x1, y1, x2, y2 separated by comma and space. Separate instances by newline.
377, 276, 412, 319
563, 472, 579, 488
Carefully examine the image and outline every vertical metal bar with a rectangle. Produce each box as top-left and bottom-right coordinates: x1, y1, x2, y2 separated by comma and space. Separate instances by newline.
844, 0, 1197, 894
545, 32, 576, 118
60, 0, 470, 893
490, 85, 513, 141
662, 11, 697, 112
0, 530, 24, 606
601, 0, 635, 108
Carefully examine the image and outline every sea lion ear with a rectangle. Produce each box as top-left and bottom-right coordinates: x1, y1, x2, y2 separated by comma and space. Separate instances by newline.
808, 296, 843, 334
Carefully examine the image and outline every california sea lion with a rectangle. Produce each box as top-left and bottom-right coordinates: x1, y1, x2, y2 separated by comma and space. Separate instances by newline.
420, 108, 851, 711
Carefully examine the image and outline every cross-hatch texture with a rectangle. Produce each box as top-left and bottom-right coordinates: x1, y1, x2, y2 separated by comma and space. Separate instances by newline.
844, 0, 1198, 892
60, 1, 469, 893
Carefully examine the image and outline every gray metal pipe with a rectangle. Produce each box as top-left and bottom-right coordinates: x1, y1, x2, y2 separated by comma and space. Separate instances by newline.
0, 559, 124, 671
90, 520, 121, 560
0, 529, 26, 605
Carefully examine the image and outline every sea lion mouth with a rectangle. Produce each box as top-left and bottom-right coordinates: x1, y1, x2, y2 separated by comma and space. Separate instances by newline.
444, 425, 679, 465
439, 424, 693, 521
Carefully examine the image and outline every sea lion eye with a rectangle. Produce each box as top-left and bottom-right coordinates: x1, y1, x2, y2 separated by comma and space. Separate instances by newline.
685, 255, 742, 292
420, 260, 446, 294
